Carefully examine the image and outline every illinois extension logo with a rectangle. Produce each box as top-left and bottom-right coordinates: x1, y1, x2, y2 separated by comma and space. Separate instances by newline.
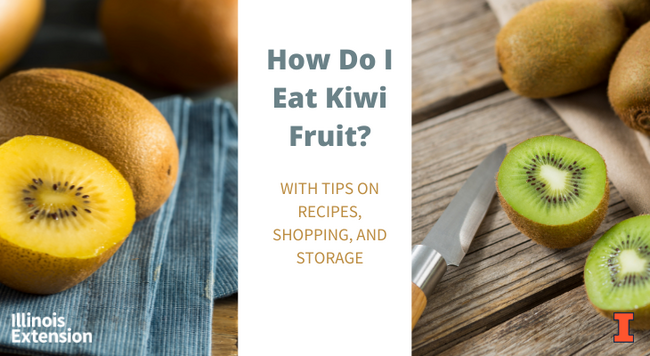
613, 312, 634, 343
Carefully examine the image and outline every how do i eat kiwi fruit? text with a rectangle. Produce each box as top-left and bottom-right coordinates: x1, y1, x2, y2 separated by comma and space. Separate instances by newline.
269, 49, 392, 147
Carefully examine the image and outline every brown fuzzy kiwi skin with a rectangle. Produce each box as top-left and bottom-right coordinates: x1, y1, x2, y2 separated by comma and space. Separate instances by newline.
609, 22, 650, 136
100, 0, 237, 90
0, 236, 125, 295
0, 0, 43, 74
0, 68, 179, 221
496, 0, 626, 99
497, 183, 609, 249
609, 0, 650, 31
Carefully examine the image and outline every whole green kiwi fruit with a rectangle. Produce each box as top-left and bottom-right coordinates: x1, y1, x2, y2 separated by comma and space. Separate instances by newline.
496, 0, 627, 98
609, 22, 650, 135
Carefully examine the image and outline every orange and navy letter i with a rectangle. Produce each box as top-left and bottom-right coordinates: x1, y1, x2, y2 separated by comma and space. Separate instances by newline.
613, 312, 634, 343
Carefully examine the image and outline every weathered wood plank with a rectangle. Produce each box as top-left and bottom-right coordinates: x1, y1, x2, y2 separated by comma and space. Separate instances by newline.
212, 295, 238, 356
412, 0, 504, 122
440, 287, 650, 355
411, 91, 634, 354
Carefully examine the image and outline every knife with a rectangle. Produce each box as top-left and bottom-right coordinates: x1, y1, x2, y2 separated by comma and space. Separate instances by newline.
411, 144, 507, 330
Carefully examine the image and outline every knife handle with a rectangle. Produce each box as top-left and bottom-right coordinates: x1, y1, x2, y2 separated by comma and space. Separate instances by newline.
411, 244, 447, 330
412, 282, 427, 329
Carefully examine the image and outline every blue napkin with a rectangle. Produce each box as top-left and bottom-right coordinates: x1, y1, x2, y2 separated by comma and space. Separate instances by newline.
0, 96, 238, 356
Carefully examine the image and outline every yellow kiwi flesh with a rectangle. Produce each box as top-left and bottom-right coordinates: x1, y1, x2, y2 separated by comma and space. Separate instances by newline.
100, 0, 237, 90
0, 136, 135, 294
496, 0, 626, 98
609, 22, 650, 135
0, 0, 44, 74
0, 68, 178, 220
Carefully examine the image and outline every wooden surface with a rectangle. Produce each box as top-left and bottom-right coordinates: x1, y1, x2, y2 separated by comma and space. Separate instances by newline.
412, 0, 504, 123
212, 295, 239, 356
440, 287, 650, 355
411, 0, 650, 354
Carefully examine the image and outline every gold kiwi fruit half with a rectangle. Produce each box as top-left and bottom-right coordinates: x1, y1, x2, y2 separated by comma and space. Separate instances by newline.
0, 135, 136, 294
0, 68, 179, 220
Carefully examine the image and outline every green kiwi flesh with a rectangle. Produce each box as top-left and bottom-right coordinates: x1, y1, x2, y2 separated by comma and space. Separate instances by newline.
497, 136, 609, 249
585, 215, 650, 329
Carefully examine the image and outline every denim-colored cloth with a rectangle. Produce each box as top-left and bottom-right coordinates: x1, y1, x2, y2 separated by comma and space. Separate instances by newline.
0, 96, 238, 356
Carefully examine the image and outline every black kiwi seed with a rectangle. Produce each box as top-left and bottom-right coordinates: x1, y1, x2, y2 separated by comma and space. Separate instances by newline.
521, 154, 589, 206
22, 178, 94, 222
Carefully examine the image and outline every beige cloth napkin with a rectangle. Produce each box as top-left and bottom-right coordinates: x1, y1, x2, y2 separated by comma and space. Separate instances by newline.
487, 0, 650, 215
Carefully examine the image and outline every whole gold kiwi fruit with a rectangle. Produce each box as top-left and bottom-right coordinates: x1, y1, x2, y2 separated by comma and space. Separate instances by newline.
99, 0, 237, 90
496, 0, 626, 98
0, 0, 44, 74
610, 0, 650, 31
609, 22, 650, 135
0, 68, 179, 221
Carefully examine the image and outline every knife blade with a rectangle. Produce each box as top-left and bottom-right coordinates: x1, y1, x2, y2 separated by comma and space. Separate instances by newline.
411, 144, 507, 330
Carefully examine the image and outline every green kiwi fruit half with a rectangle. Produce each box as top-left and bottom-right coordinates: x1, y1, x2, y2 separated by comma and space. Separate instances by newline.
609, 22, 650, 135
585, 215, 650, 329
496, 0, 626, 98
497, 136, 609, 249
